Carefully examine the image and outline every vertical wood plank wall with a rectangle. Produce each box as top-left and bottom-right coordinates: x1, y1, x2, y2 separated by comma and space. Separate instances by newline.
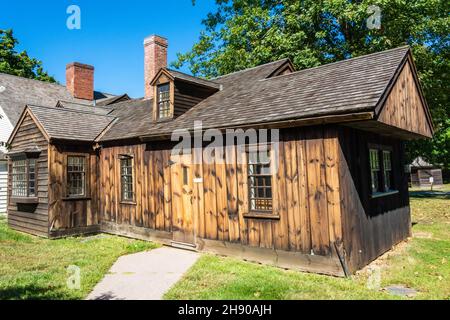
378, 61, 432, 138
99, 144, 172, 232
48, 145, 99, 234
338, 127, 411, 272
7, 114, 49, 237
99, 126, 343, 255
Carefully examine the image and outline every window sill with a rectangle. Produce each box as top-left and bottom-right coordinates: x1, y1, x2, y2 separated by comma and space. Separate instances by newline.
371, 190, 399, 199
120, 201, 137, 206
244, 212, 280, 220
62, 197, 91, 201
155, 117, 173, 123
10, 197, 39, 204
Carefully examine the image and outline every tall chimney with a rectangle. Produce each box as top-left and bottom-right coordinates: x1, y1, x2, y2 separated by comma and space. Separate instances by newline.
66, 62, 94, 100
144, 35, 168, 99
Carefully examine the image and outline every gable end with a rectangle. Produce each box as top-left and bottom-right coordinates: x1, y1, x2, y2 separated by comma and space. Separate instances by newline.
376, 56, 433, 138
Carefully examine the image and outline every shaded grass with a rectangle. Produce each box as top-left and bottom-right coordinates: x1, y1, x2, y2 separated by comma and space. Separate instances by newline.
165, 185, 450, 300
0, 218, 159, 300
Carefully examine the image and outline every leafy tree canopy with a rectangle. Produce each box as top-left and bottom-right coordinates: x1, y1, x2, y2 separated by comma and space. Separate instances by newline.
0, 29, 56, 83
174, 0, 449, 170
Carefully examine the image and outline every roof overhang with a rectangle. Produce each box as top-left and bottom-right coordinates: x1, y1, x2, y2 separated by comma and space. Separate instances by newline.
140, 111, 375, 142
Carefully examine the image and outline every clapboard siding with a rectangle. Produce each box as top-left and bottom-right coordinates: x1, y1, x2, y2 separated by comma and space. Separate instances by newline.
7, 113, 49, 236
0, 161, 7, 214
338, 126, 411, 272
173, 81, 215, 118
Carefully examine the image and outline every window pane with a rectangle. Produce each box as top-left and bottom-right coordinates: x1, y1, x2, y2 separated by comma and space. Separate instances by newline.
67, 156, 86, 196
158, 84, 171, 119
247, 147, 273, 211
12, 160, 28, 197
121, 156, 134, 201
383, 151, 392, 191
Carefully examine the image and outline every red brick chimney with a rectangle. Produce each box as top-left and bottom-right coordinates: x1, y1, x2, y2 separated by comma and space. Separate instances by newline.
144, 35, 168, 99
66, 62, 94, 100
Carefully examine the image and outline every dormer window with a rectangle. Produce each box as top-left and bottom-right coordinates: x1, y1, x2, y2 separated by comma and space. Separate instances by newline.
157, 83, 171, 119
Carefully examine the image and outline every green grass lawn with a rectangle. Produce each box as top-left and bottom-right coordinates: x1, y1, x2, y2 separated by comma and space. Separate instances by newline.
165, 185, 450, 300
0, 219, 158, 300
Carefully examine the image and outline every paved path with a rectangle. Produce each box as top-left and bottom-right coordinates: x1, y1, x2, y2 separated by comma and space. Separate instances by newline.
87, 246, 199, 300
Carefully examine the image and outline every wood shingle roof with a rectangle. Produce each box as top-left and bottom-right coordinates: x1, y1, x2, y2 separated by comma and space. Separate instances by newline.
27, 105, 116, 142
6, 46, 415, 145
140, 46, 410, 138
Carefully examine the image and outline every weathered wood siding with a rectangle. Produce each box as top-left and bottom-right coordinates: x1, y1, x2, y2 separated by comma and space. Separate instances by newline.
99, 144, 172, 232
338, 127, 411, 272
173, 81, 214, 118
378, 61, 433, 138
100, 126, 343, 255
411, 169, 443, 187
7, 113, 49, 237
48, 145, 100, 236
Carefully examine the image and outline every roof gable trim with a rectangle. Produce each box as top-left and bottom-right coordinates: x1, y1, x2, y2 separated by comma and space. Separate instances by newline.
7, 106, 50, 145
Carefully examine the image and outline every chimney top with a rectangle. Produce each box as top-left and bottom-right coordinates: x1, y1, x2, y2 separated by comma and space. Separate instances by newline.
144, 34, 168, 99
66, 62, 94, 70
66, 62, 94, 101
144, 35, 168, 47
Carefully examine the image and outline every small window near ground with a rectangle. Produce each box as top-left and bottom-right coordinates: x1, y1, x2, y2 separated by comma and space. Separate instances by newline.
12, 159, 37, 197
67, 156, 86, 197
248, 146, 273, 212
157, 83, 171, 119
120, 155, 134, 202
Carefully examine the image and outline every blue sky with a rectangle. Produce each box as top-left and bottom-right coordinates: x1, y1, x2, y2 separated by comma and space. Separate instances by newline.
1, 0, 215, 98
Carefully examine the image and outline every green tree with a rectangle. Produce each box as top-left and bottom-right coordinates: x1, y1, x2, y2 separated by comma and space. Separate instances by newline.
0, 29, 56, 83
174, 0, 449, 170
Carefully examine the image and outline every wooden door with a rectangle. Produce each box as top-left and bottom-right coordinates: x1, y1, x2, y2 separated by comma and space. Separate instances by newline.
171, 154, 195, 244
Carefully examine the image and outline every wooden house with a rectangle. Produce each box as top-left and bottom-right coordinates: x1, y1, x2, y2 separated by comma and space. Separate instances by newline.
409, 157, 443, 187
5, 35, 433, 276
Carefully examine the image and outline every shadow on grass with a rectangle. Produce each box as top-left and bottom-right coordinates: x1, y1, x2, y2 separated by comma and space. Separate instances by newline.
0, 285, 65, 300
409, 190, 450, 199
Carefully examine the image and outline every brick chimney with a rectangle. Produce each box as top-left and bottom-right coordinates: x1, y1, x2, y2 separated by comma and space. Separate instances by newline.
144, 35, 168, 99
66, 62, 94, 100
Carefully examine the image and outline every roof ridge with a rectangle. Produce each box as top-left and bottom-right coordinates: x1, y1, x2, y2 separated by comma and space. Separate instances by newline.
259, 46, 410, 83
211, 58, 290, 80
0, 71, 119, 98
166, 68, 221, 84
58, 100, 112, 110
0, 72, 66, 89
28, 104, 116, 118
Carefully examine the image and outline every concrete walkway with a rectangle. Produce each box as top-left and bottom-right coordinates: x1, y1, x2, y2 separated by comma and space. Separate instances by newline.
87, 246, 199, 300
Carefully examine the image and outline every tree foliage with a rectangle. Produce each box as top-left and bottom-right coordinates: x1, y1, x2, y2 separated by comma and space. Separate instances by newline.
0, 29, 56, 83
174, 0, 449, 169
